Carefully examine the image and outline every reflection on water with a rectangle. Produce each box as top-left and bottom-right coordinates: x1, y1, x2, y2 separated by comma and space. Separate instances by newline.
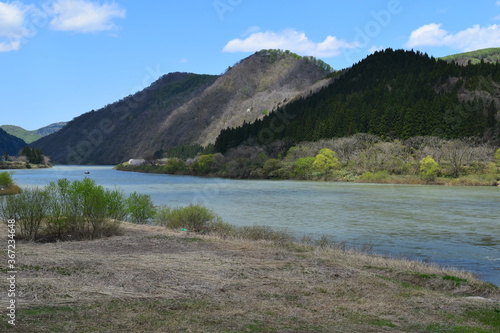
10, 165, 500, 286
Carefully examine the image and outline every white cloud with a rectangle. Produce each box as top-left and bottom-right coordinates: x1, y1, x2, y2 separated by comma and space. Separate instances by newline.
406, 23, 500, 51
0, 2, 29, 52
368, 45, 384, 54
49, 0, 125, 33
222, 29, 361, 58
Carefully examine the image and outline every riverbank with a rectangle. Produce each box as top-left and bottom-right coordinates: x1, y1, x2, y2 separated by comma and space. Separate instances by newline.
115, 163, 500, 187
0, 161, 51, 170
2, 222, 499, 332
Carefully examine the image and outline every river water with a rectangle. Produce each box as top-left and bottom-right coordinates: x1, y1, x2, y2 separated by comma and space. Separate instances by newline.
9, 165, 500, 286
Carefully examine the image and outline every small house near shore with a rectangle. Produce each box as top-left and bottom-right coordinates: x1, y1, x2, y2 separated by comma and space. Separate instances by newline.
128, 159, 146, 166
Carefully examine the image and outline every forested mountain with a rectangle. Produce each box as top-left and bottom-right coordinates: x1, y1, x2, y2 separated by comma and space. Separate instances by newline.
32, 51, 332, 164
215, 49, 500, 153
440, 48, 500, 66
0, 128, 26, 156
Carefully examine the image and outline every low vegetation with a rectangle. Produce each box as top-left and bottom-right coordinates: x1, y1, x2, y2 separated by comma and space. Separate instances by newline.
0, 178, 155, 241
0, 171, 21, 195
2, 215, 498, 332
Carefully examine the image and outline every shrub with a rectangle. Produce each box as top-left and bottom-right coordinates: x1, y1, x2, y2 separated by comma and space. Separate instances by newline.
155, 204, 222, 233
0, 178, 153, 241
292, 157, 315, 179
161, 158, 186, 174
0, 172, 14, 187
1, 187, 50, 241
496, 148, 500, 166
358, 171, 389, 182
419, 156, 440, 181
126, 192, 156, 224
313, 148, 339, 175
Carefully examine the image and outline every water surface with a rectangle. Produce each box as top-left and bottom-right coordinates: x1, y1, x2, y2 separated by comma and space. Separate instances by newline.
11, 166, 500, 285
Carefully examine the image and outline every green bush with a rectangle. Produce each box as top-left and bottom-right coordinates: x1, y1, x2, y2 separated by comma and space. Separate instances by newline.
358, 171, 389, 182
0, 172, 14, 187
419, 156, 440, 181
1, 187, 50, 241
155, 204, 222, 233
126, 192, 156, 224
0, 178, 156, 242
292, 157, 315, 179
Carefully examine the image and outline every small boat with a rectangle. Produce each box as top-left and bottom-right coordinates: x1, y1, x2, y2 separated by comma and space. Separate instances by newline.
84, 171, 90, 175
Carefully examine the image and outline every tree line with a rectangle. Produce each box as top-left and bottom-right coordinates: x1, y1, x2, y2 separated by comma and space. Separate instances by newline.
214, 49, 500, 154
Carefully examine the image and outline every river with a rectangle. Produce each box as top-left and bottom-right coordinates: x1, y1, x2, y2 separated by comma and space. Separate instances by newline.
9, 165, 500, 286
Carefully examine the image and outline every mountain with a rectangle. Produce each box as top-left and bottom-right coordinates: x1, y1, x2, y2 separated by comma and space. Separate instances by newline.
0, 128, 26, 156
215, 49, 500, 153
32, 50, 333, 165
0, 125, 41, 144
1, 122, 68, 144
34, 122, 68, 136
440, 48, 500, 66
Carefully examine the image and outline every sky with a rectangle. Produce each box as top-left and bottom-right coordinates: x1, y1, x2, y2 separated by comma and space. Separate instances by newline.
1, 0, 500, 130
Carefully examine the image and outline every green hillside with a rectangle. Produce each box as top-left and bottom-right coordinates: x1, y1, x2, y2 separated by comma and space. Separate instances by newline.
440, 47, 500, 65
1, 122, 68, 144
215, 49, 500, 153
0, 125, 41, 144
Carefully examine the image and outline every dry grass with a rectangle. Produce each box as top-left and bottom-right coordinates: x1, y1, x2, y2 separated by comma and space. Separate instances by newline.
0, 185, 22, 196
1, 222, 499, 332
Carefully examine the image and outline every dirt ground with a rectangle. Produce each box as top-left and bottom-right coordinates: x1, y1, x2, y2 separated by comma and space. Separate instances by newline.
1, 223, 499, 332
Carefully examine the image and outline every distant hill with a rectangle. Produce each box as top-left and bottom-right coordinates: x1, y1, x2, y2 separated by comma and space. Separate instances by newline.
215, 49, 500, 152
0, 125, 41, 144
440, 48, 500, 66
0, 128, 26, 156
34, 122, 68, 136
1, 122, 68, 144
32, 50, 333, 164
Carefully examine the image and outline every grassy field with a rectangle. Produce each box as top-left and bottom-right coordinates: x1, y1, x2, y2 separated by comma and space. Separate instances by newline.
1, 222, 499, 332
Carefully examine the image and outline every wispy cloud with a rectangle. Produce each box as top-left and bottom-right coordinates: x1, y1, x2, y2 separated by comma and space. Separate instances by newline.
0, 2, 30, 52
223, 29, 361, 58
405, 23, 500, 51
49, 0, 125, 33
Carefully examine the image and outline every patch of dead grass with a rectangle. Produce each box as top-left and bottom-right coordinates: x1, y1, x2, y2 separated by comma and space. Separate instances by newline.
1, 222, 498, 332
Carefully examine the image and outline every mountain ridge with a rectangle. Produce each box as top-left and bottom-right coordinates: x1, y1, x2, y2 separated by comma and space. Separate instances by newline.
32, 50, 332, 164
215, 49, 500, 153
440, 47, 500, 65
1, 122, 68, 144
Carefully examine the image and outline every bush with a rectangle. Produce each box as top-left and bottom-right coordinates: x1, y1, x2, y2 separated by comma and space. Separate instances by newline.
0, 178, 156, 242
358, 171, 389, 182
313, 148, 339, 175
155, 204, 222, 233
0, 172, 14, 187
419, 156, 440, 181
127, 192, 156, 224
1, 187, 50, 241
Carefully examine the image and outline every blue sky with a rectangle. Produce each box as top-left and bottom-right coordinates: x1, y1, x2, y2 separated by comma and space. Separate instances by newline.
1, 0, 500, 130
